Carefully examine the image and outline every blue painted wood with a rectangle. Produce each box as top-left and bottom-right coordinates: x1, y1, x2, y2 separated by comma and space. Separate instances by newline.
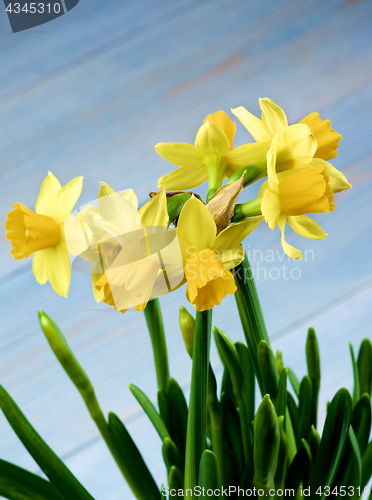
0, 0, 372, 497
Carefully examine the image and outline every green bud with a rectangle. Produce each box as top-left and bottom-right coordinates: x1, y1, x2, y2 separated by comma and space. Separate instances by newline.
275, 416, 288, 490
306, 327, 320, 427
38, 310, 100, 418
227, 165, 263, 187
179, 306, 195, 358
357, 339, 372, 397
276, 350, 284, 376
257, 341, 279, 401
162, 438, 183, 470
167, 193, 192, 225
254, 394, 280, 492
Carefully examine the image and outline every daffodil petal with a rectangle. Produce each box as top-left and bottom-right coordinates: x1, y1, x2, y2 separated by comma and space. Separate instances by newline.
204, 111, 236, 150
177, 197, 216, 250
155, 142, 204, 167
97, 187, 142, 237
32, 249, 49, 284
219, 246, 245, 270
52, 176, 83, 224
309, 158, 351, 193
158, 165, 208, 190
212, 218, 259, 253
47, 242, 71, 297
195, 122, 230, 155
287, 215, 327, 240
35, 172, 61, 216
139, 188, 168, 227
277, 216, 302, 260
119, 189, 138, 209
92, 273, 105, 302
231, 106, 271, 142
224, 140, 271, 166
267, 134, 279, 192
261, 189, 281, 230
260, 98, 288, 136
64, 214, 90, 256
281, 124, 317, 164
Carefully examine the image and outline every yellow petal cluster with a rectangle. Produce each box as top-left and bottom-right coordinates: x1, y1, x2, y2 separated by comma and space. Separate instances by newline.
176, 196, 258, 311
260, 135, 335, 260
156, 110, 269, 192
5, 172, 83, 297
232, 98, 350, 193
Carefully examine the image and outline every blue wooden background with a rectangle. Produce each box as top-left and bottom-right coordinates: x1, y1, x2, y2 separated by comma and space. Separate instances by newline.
0, 0, 371, 498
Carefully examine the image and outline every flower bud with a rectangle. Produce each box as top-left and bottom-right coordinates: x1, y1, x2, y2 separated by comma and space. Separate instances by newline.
179, 306, 195, 358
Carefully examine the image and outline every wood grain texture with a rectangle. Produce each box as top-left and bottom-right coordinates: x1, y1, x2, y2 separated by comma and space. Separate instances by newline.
0, 0, 371, 498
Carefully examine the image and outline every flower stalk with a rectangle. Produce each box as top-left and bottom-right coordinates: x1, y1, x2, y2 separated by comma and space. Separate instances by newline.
184, 309, 212, 495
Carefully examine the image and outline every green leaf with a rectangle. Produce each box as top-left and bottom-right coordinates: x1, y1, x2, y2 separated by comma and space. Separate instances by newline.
309, 425, 320, 464
253, 395, 280, 493
306, 327, 321, 428
298, 376, 313, 448
257, 341, 279, 400
352, 394, 371, 455
168, 467, 184, 497
362, 440, 372, 489
108, 413, 160, 500
236, 342, 255, 440
233, 253, 270, 394
276, 350, 284, 376
207, 366, 225, 487
0, 385, 95, 500
38, 311, 100, 419
284, 448, 309, 494
0, 460, 65, 500
221, 393, 244, 475
144, 299, 169, 392
350, 343, 360, 406
166, 378, 188, 456
308, 388, 353, 499
157, 389, 170, 431
129, 384, 170, 442
213, 328, 250, 462
358, 339, 372, 398
220, 367, 237, 408
287, 368, 300, 399
276, 369, 288, 428
162, 438, 183, 470
287, 392, 299, 439
198, 450, 221, 493
184, 310, 212, 492
275, 416, 288, 490
347, 426, 362, 489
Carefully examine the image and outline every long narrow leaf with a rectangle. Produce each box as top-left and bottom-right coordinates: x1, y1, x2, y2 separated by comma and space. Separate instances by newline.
0, 386, 95, 500
108, 412, 160, 500
0, 460, 65, 500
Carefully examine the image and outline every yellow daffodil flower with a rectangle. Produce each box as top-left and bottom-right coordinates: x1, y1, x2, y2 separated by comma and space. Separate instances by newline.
232, 98, 350, 193
176, 196, 259, 311
5, 171, 83, 297
260, 135, 335, 260
156, 111, 270, 195
66, 183, 184, 313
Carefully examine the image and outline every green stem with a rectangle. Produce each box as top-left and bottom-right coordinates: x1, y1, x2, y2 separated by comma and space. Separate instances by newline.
144, 298, 170, 392
232, 196, 263, 222
207, 365, 225, 485
184, 310, 212, 495
234, 254, 297, 460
